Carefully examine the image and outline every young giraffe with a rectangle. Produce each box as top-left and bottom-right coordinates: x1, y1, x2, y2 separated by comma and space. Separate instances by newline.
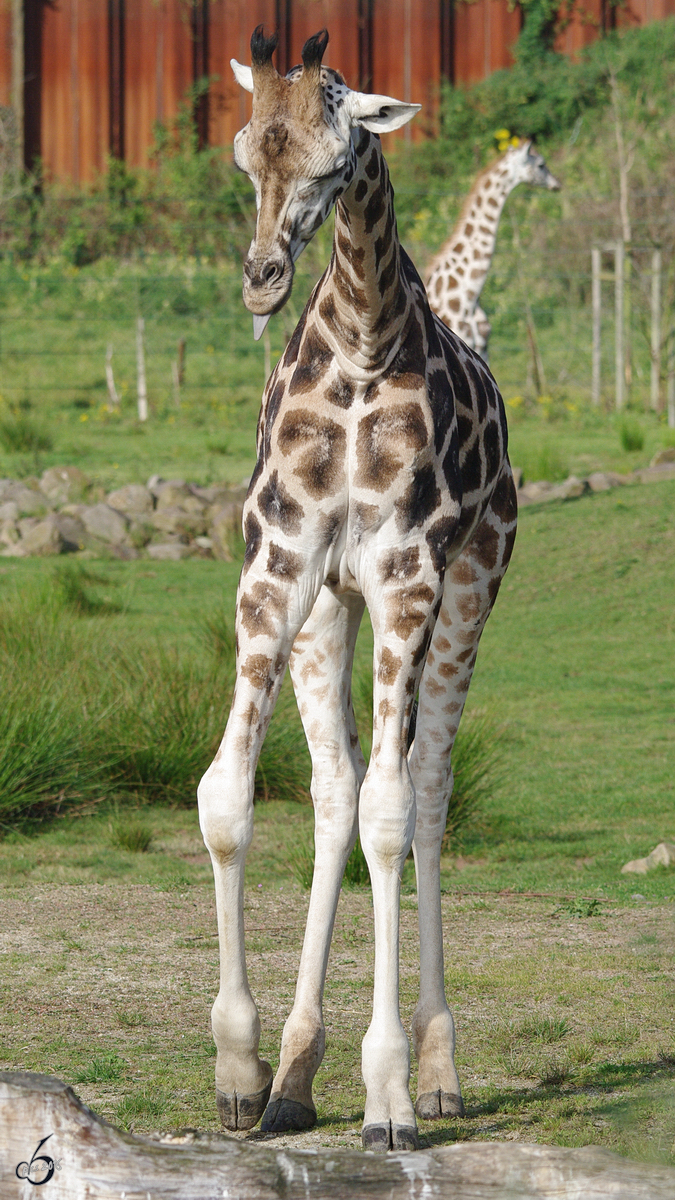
198, 27, 517, 1153
426, 142, 560, 360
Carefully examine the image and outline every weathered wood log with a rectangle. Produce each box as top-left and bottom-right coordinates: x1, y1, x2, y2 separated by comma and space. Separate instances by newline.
2, 1072, 675, 1200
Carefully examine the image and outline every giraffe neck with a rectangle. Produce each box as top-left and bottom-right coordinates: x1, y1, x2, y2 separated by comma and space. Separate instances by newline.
317, 131, 410, 370
430, 163, 517, 317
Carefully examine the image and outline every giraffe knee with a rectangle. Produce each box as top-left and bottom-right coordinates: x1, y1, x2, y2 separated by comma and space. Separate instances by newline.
359, 770, 415, 871
198, 768, 254, 864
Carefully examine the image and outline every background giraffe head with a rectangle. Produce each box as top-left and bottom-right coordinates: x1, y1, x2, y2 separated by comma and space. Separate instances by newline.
503, 140, 561, 192
231, 26, 419, 337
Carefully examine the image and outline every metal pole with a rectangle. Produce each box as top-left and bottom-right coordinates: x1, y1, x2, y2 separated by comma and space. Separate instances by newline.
614, 241, 624, 411
592, 246, 601, 406
668, 326, 675, 430
650, 248, 661, 411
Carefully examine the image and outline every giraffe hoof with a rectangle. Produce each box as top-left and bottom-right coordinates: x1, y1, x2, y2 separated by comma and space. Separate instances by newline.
261, 1097, 316, 1133
362, 1121, 419, 1153
216, 1077, 273, 1131
415, 1090, 465, 1121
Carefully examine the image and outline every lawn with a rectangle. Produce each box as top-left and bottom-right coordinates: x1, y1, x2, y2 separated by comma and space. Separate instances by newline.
1, 477, 674, 1161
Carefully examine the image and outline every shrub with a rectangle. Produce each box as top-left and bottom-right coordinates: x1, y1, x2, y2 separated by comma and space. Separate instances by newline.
619, 418, 645, 453
0, 413, 53, 455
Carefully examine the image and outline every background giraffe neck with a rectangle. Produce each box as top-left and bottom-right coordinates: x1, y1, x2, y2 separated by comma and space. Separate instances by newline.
319, 132, 409, 360
428, 164, 518, 314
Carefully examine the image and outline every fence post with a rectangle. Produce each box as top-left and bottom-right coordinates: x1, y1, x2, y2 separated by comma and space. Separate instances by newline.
667, 326, 675, 430
614, 241, 624, 411
136, 317, 148, 422
591, 246, 601, 406
650, 248, 661, 412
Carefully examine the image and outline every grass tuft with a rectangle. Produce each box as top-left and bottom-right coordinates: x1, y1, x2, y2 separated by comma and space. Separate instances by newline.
109, 813, 153, 853
0, 412, 53, 455
74, 1052, 126, 1084
619, 418, 645, 453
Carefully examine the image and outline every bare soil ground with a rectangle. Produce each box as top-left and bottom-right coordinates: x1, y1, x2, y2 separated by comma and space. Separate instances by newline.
2, 876, 674, 1159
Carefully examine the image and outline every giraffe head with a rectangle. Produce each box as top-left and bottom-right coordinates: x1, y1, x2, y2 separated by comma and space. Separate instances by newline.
231, 27, 419, 338
503, 140, 561, 192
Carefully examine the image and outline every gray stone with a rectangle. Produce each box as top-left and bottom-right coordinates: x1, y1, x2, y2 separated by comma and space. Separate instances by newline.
107, 483, 154, 517
549, 475, 587, 501
0, 519, 19, 547
621, 842, 675, 875
586, 472, 612, 493
151, 507, 207, 538
210, 502, 243, 561
39, 465, 89, 505
0, 501, 19, 521
21, 515, 66, 557
156, 484, 205, 514
147, 542, 194, 561
651, 447, 675, 467
3, 482, 48, 517
18, 517, 39, 538
194, 536, 214, 550
0, 543, 26, 557
635, 463, 675, 485
0, 480, 14, 501
80, 503, 129, 545
54, 513, 87, 553
518, 481, 553, 503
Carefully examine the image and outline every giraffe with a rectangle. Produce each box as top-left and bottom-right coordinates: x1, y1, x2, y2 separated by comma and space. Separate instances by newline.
198, 26, 517, 1153
425, 141, 560, 360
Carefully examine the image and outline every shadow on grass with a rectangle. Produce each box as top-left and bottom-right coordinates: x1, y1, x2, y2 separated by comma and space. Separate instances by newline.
418, 1056, 675, 1148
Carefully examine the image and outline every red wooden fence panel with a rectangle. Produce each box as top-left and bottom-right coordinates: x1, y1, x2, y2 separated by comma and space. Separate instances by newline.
4, 1, 674, 183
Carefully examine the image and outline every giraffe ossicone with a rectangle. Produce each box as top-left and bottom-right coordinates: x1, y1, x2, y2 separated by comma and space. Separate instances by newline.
198, 25, 517, 1153
426, 141, 560, 360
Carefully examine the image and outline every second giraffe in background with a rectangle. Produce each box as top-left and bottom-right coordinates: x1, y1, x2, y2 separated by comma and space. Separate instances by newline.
425, 141, 560, 361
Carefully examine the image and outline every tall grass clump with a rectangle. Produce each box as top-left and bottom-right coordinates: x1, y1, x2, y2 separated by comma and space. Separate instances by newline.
619, 418, 645, 454
0, 412, 53, 455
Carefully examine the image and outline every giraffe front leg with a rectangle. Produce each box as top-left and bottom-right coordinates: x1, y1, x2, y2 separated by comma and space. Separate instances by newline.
359, 569, 444, 1153
262, 587, 366, 1133
198, 547, 324, 1131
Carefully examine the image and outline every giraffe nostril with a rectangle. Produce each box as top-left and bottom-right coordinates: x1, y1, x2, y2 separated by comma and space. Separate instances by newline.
262, 261, 283, 285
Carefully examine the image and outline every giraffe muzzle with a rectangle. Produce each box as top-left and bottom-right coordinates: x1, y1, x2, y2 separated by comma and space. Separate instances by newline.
242, 255, 294, 317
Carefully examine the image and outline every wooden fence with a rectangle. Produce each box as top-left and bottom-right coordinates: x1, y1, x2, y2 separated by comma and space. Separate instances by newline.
0, 0, 674, 184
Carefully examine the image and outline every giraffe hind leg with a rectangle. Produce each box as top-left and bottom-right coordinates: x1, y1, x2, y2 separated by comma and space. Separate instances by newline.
410, 471, 517, 1121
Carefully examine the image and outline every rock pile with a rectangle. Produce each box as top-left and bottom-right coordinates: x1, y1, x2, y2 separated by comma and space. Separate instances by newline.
0, 466, 246, 561
1, 452, 675, 559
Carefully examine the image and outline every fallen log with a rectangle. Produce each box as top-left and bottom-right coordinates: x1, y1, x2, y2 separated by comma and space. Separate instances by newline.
2, 1072, 674, 1200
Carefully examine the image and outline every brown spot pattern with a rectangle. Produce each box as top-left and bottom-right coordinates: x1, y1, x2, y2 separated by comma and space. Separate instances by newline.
267, 542, 302, 580
355, 405, 427, 493
239, 580, 287, 639
378, 647, 402, 686
386, 582, 435, 641
278, 409, 346, 499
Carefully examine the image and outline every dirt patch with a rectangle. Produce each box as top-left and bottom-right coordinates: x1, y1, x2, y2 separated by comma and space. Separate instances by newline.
1, 884, 674, 1157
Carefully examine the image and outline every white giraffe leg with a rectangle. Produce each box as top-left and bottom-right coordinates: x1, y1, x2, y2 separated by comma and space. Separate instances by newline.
410, 483, 517, 1121
359, 564, 445, 1153
261, 586, 366, 1132
198, 540, 325, 1131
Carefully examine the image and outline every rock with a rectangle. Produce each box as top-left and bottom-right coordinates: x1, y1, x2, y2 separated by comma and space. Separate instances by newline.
0, 543, 26, 557
2, 482, 48, 517
0, 501, 19, 521
147, 542, 195, 561
151, 507, 207, 539
210, 502, 243, 561
635, 463, 675, 485
107, 483, 154, 518
511, 467, 523, 490
39, 465, 89, 505
128, 519, 153, 549
18, 517, 39, 538
586, 472, 612, 493
0, 479, 14, 501
651, 447, 675, 466
519, 480, 553, 502
195, 536, 214, 550
147, 474, 168, 497
80, 504, 129, 545
109, 545, 140, 561
549, 475, 587, 501
621, 842, 675, 875
21, 515, 66, 556
0, 519, 19, 547
54, 513, 87, 553
156, 484, 205, 515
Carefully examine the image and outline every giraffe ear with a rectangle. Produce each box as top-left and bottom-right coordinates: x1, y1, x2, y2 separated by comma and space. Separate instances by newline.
344, 91, 420, 134
231, 59, 254, 93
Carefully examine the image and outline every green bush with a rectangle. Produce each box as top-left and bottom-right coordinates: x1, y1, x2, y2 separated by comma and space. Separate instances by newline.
619, 418, 645, 454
